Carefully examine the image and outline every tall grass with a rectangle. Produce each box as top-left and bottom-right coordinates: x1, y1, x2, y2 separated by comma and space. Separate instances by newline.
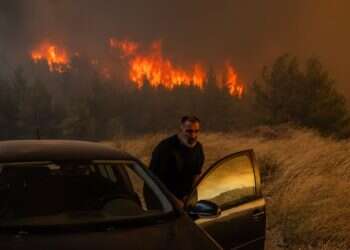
106, 126, 350, 250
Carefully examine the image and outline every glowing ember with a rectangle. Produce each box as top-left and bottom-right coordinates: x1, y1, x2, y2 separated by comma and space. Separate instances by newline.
31, 42, 70, 73
101, 67, 112, 79
110, 38, 139, 56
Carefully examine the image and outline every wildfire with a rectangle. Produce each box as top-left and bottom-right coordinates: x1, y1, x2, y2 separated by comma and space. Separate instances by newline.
30, 39, 245, 97
225, 64, 244, 97
31, 42, 70, 72
110, 38, 244, 96
111, 39, 206, 89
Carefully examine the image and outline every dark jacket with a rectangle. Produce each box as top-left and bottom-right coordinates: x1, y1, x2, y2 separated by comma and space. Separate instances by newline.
149, 134, 204, 199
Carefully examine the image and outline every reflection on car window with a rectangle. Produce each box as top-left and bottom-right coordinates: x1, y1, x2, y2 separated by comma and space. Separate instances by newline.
197, 155, 256, 209
0, 161, 172, 227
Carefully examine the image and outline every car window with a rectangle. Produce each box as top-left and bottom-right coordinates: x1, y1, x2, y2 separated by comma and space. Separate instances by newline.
0, 160, 172, 227
196, 154, 256, 209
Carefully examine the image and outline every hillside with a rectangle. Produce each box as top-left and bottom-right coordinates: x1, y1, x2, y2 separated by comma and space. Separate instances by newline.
106, 126, 350, 250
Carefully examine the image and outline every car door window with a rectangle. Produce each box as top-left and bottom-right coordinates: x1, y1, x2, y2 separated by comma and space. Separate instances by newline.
196, 153, 256, 209
0, 161, 173, 227
96, 165, 118, 182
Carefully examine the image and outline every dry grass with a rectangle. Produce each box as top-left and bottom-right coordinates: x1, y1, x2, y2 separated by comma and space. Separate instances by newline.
106, 126, 350, 250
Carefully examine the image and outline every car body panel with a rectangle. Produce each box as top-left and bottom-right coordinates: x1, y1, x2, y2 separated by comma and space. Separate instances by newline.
0, 215, 221, 250
0, 140, 133, 162
197, 198, 266, 250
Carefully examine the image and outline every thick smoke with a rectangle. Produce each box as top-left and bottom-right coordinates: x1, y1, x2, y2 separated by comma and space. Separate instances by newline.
1, 0, 349, 96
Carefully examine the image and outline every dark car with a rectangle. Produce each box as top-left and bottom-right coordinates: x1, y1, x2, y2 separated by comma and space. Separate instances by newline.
0, 140, 266, 250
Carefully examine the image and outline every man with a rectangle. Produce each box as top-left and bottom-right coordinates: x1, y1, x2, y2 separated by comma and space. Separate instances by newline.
149, 116, 204, 206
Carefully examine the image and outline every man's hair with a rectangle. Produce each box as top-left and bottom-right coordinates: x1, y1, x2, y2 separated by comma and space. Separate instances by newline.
181, 115, 200, 124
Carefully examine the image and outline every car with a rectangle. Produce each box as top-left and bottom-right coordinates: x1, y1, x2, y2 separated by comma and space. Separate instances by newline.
0, 140, 266, 250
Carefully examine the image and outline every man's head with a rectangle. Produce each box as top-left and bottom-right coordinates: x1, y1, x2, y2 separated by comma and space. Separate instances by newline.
179, 116, 200, 146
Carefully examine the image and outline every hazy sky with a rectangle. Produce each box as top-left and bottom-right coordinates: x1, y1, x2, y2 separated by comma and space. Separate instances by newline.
1, 0, 349, 96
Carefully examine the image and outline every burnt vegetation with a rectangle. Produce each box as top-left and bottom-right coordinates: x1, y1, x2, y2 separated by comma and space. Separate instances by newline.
0, 54, 348, 140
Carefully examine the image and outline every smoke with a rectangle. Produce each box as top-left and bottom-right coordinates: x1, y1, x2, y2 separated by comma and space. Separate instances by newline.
1, 0, 349, 96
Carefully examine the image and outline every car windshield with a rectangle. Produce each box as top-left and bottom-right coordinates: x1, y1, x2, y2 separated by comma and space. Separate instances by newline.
0, 160, 172, 227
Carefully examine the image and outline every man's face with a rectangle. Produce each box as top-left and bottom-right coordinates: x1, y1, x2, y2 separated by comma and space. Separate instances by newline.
181, 121, 200, 145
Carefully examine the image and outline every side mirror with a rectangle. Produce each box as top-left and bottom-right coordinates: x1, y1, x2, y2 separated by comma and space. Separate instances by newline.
188, 200, 221, 219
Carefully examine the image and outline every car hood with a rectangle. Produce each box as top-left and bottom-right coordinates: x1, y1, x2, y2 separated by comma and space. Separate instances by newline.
0, 215, 221, 250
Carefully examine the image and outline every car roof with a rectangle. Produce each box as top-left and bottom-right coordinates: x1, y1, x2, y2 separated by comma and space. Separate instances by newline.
0, 140, 135, 163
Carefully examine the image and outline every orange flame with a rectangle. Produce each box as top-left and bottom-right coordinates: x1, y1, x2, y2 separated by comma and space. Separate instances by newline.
110, 38, 244, 96
30, 39, 245, 97
225, 64, 244, 97
31, 42, 70, 73
112, 39, 206, 89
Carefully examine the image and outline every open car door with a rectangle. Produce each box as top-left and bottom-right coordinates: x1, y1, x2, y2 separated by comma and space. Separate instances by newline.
186, 149, 266, 250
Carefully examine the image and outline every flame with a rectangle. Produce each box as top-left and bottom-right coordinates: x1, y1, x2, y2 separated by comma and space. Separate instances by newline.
110, 38, 244, 96
225, 64, 244, 97
30, 39, 245, 97
31, 42, 70, 73
112, 39, 206, 89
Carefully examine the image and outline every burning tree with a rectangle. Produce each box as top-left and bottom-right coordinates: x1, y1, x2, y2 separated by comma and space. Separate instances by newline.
29, 39, 245, 97
8, 37, 350, 139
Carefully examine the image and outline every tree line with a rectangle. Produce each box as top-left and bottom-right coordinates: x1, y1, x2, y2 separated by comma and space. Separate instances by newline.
0, 54, 348, 140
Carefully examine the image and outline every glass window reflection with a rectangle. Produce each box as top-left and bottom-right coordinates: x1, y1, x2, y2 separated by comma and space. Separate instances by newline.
197, 155, 256, 209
